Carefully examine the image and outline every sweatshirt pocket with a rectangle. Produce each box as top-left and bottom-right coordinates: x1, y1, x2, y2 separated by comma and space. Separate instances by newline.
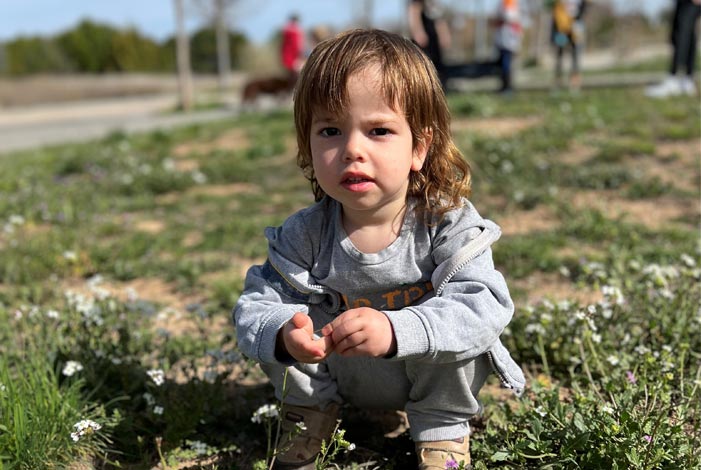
486, 341, 526, 396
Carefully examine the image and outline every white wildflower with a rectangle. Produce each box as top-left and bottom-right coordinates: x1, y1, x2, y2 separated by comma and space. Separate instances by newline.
659, 288, 674, 300
143, 392, 156, 406
190, 440, 209, 455
45, 309, 60, 319
162, 158, 176, 172
601, 285, 625, 305
62, 361, 84, 377
347, 443, 356, 451
587, 318, 598, 332
125, 287, 138, 302
535, 406, 547, 417
296, 421, 308, 431
251, 404, 279, 423
591, 333, 602, 344
606, 355, 620, 366
681, 253, 696, 267
601, 405, 615, 415
191, 170, 208, 184
63, 250, 78, 262
8, 214, 25, 226
525, 323, 546, 336
70, 419, 102, 442
147, 369, 165, 386
634, 345, 650, 355
153, 405, 164, 415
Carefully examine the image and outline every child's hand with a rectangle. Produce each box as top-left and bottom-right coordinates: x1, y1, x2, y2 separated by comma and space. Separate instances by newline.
278, 312, 333, 364
321, 307, 397, 358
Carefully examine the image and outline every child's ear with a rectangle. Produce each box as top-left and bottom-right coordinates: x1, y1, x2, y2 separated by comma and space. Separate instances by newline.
412, 128, 433, 172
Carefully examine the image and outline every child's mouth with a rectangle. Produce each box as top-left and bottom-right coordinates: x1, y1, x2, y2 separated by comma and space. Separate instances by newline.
342, 175, 374, 191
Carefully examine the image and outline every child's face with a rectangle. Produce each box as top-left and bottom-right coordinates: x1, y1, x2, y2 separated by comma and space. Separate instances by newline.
309, 67, 428, 219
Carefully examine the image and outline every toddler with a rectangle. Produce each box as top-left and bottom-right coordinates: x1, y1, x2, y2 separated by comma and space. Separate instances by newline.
234, 28, 525, 470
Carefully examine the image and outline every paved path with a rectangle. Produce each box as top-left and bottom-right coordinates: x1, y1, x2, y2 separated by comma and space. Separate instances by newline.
0, 44, 669, 155
0, 94, 244, 154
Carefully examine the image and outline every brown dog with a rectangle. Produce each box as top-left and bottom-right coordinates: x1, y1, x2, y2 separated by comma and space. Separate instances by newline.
241, 75, 296, 107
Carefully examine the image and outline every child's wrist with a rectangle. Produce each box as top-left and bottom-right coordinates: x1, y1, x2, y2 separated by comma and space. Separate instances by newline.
274, 327, 293, 362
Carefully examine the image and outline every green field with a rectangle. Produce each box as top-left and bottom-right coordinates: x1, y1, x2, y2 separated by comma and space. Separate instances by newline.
0, 85, 699, 469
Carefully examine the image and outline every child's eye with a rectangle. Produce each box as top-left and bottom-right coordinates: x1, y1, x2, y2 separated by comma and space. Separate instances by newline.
319, 127, 341, 137
371, 128, 390, 136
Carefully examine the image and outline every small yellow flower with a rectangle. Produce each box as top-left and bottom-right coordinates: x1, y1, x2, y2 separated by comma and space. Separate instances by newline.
536, 374, 552, 388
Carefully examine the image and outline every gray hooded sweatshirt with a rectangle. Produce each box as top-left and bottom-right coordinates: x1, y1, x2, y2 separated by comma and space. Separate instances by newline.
234, 197, 525, 402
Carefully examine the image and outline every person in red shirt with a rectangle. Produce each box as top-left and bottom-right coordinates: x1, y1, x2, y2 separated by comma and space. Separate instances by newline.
281, 14, 305, 82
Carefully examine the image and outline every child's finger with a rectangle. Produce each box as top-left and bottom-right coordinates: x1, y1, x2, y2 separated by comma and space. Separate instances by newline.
290, 312, 309, 329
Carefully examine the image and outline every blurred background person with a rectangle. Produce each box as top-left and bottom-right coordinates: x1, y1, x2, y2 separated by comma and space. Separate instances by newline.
281, 13, 305, 83
492, 0, 524, 94
408, 0, 451, 88
646, 0, 701, 98
550, 0, 587, 91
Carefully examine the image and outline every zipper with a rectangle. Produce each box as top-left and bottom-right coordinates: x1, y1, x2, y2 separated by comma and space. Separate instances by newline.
434, 227, 501, 296
486, 350, 513, 389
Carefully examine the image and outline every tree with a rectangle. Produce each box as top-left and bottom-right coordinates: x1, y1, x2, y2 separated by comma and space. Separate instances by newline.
173, 0, 194, 111
214, 0, 231, 90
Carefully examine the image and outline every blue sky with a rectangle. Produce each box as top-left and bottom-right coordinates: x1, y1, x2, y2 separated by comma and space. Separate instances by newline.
0, 0, 667, 44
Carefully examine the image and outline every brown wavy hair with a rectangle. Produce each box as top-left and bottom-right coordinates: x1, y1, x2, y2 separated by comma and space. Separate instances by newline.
293, 29, 471, 217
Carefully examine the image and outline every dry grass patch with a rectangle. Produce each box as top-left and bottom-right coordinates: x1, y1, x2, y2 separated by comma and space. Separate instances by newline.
572, 190, 697, 229
154, 182, 260, 205
560, 142, 599, 166
514, 272, 602, 306
171, 158, 200, 173
189, 182, 260, 198
200, 255, 265, 283
172, 128, 250, 157
451, 116, 542, 137
134, 219, 167, 234
181, 231, 204, 248
495, 205, 560, 237
645, 139, 701, 193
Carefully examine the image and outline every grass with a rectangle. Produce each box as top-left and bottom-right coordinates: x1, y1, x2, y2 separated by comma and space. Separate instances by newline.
0, 83, 699, 469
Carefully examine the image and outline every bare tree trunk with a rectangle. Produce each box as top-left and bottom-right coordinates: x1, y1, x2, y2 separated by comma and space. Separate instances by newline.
528, 0, 547, 66
215, 0, 231, 91
173, 0, 194, 111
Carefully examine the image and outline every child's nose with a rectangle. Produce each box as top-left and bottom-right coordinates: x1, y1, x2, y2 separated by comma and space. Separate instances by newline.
342, 132, 367, 162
